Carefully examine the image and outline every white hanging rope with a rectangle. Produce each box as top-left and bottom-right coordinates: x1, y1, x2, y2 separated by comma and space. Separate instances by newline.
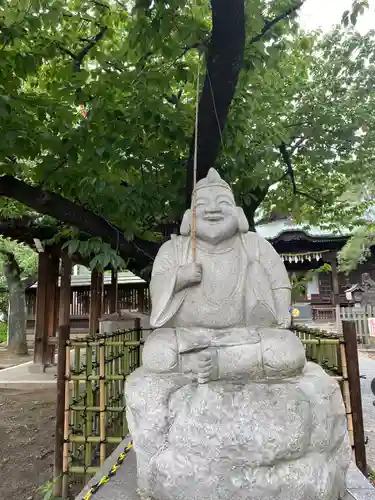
191, 55, 200, 262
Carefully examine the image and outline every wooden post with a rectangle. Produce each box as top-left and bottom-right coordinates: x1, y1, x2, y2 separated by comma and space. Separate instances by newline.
99, 342, 106, 465
89, 270, 103, 336
62, 344, 71, 499
138, 286, 145, 313
343, 321, 367, 474
109, 269, 118, 314
33, 252, 49, 365
135, 317, 141, 367
327, 252, 342, 334
330, 255, 340, 304
53, 253, 72, 498
46, 254, 59, 364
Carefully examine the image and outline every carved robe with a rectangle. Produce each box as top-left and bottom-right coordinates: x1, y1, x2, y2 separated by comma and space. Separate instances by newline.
150, 232, 291, 353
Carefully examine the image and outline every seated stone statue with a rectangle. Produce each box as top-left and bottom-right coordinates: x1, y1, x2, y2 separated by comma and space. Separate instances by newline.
125, 169, 351, 500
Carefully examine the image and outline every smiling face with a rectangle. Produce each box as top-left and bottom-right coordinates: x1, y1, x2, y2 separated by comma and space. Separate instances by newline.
195, 186, 239, 244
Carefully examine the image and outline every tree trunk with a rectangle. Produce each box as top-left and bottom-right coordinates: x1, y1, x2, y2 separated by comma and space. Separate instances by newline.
185, 0, 245, 204
2, 253, 28, 355
7, 281, 28, 355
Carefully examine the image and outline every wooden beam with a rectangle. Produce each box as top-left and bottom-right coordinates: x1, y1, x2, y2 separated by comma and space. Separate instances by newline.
109, 269, 118, 314
89, 269, 103, 335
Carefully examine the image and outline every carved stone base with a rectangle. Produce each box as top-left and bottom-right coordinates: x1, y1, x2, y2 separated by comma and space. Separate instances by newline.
126, 362, 351, 500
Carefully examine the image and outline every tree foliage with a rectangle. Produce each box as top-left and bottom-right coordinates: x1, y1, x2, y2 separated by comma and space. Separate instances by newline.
342, 0, 369, 27
1, 0, 375, 274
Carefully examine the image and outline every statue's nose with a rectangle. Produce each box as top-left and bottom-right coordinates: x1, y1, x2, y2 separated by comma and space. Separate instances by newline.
205, 204, 221, 213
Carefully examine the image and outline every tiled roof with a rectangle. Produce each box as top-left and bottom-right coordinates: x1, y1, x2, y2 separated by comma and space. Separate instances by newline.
30, 270, 146, 288
256, 219, 351, 241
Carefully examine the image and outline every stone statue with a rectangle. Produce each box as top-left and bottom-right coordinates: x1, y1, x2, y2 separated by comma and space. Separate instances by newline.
125, 169, 351, 500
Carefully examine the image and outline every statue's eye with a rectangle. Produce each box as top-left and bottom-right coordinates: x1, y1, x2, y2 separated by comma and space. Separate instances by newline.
219, 200, 231, 206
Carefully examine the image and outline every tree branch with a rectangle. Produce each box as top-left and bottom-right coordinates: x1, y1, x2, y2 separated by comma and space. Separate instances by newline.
0, 176, 158, 272
279, 142, 297, 192
57, 26, 107, 73
290, 136, 309, 154
249, 1, 305, 45
1, 39, 9, 52
279, 143, 321, 203
0, 217, 62, 249
73, 26, 107, 73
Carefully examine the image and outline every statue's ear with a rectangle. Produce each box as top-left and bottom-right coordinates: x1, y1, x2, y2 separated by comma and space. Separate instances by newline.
237, 207, 249, 233
180, 209, 192, 236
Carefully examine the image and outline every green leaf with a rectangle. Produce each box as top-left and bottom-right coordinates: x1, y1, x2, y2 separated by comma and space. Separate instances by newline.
66, 240, 79, 256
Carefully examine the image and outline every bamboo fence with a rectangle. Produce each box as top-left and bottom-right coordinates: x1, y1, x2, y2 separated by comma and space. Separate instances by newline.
59, 328, 145, 498
292, 322, 366, 474
56, 323, 366, 498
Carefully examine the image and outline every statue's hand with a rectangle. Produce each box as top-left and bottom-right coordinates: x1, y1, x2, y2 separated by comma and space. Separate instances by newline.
175, 262, 202, 292
196, 351, 213, 384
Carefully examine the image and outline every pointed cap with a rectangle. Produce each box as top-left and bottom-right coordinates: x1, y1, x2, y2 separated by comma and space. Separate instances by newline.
195, 168, 232, 192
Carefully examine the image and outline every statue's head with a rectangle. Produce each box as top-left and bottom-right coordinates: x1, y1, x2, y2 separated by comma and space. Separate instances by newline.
180, 168, 249, 244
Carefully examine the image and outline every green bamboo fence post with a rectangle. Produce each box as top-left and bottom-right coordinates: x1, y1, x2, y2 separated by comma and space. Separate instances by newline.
94, 339, 99, 442
115, 331, 120, 435
72, 344, 81, 461
62, 344, 71, 499
122, 332, 130, 438
106, 335, 111, 432
99, 341, 106, 466
306, 332, 312, 361
310, 333, 315, 362
84, 341, 93, 482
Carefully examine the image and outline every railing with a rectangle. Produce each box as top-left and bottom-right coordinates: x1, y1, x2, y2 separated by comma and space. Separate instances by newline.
54, 328, 146, 499
292, 324, 342, 376
53, 323, 367, 498
312, 306, 336, 323
310, 305, 375, 345
292, 323, 366, 474
26, 286, 150, 319
340, 305, 374, 344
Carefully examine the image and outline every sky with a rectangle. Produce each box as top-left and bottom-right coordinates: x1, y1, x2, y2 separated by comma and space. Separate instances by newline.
299, 0, 375, 34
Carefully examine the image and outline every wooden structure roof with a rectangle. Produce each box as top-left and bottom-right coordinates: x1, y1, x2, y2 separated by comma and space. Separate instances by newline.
29, 270, 146, 289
